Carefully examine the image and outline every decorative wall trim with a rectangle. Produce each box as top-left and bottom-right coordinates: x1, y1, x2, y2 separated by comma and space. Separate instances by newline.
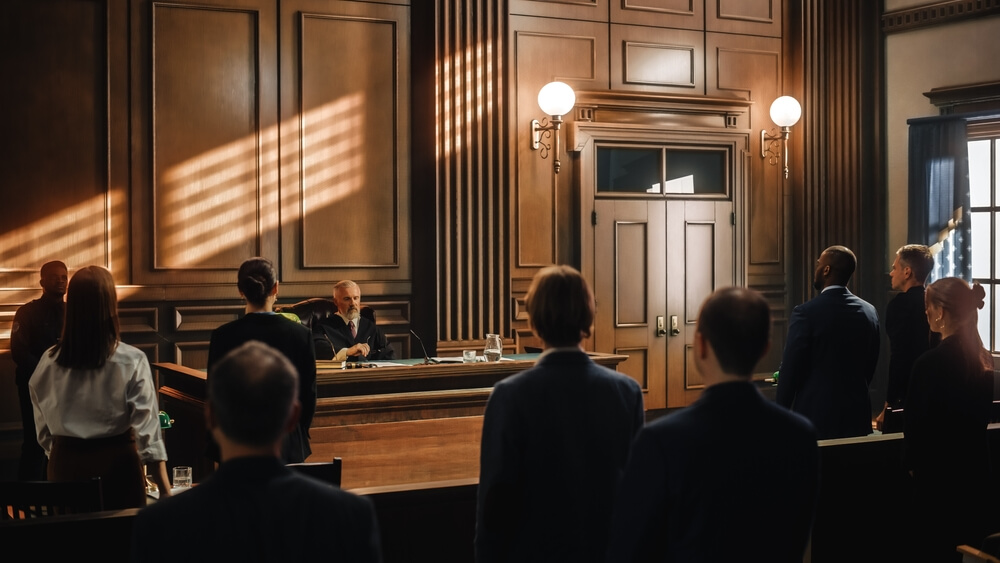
882, 0, 1000, 34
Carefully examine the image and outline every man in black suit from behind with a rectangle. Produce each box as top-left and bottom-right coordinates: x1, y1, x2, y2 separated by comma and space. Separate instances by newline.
777, 245, 881, 439
131, 341, 381, 563
606, 287, 819, 562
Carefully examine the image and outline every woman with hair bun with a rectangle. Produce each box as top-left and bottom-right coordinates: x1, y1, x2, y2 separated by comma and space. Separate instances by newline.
207, 257, 316, 464
904, 277, 995, 560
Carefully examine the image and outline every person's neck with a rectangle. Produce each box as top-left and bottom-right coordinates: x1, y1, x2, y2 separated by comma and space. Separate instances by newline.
41, 291, 64, 302
219, 442, 281, 462
245, 300, 274, 314
899, 279, 923, 293
704, 372, 749, 388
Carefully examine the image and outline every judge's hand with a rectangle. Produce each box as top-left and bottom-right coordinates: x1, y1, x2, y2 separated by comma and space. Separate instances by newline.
349, 343, 370, 357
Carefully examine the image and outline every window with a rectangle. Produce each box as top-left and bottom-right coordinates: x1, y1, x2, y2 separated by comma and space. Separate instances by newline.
595, 144, 729, 197
968, 123, 1000, 352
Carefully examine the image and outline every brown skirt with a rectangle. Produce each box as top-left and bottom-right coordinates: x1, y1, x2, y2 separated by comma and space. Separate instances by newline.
48, 431, 147, 510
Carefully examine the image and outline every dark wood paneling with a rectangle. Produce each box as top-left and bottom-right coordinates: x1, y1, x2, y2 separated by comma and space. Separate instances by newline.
0, 0, 125, 283
510, 0, 609, 21
611, 25, 705, 94
708, 0, 781, 37
511, 16, 609, 273
431, 0, 509, 344
278, 0, 410, 285
132, 0, 278, 285
706, 32, 784, 271
612, 0, 703, 30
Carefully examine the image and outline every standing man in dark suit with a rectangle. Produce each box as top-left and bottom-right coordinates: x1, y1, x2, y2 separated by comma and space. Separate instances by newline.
777, 245, 880, 439
10, 260, 67, 481
606, 287, 819, 562
131, 341, 381, 562
314, 280, 394, 361
476, 265, 644, 563
875, 244, 936, 431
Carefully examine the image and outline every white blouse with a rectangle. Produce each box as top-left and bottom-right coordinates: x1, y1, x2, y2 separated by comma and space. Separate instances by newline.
29, 342, 168, 463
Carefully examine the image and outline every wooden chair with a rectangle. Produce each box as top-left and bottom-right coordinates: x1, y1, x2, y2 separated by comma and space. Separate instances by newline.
287, 457, 342, 487
0, 478, 103, 521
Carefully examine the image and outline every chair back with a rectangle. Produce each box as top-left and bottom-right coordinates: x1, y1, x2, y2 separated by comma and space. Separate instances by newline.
275, 298, 339, 331
0, 478, 103, 520
287, 457, 342, 487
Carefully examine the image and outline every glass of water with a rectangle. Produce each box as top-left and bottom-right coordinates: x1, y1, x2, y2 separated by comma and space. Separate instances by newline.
484, 334, 502, 362
172, 465, 193, 489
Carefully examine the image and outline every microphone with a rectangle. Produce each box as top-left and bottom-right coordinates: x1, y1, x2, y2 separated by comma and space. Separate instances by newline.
409, 329, 438, 365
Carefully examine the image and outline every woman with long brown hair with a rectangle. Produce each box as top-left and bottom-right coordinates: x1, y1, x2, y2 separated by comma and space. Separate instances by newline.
905, 277, 995, 560
29, 266, 170, 508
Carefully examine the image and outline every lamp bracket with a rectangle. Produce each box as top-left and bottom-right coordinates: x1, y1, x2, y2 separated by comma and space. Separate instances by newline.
531, 115, 565, 173
760, 126, 792, 179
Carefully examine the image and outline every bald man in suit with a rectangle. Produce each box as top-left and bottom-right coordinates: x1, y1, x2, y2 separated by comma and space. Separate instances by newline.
776, 245, 881, 439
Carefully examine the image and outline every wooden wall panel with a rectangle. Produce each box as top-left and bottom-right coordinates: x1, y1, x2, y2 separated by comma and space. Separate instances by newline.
430, 0, 508, 344
133, 0, 278, 285
279, 0, 410, 284
0, 0, 127, 287
612, 0, 702, 30
611, 25, 704, 94
707, 0, 781, 37
511, 16, 609, 273
510, 0, 608, 22
706, 32, 784, 272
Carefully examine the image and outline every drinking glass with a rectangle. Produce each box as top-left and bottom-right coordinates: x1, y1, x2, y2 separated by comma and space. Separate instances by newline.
172, 465, 193, 489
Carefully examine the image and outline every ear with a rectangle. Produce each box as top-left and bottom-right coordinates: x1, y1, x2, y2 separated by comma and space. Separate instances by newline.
694, 330, 709, 360
270, 280, 279, 296
284, 400, 302, 434
205, 400, 217, 432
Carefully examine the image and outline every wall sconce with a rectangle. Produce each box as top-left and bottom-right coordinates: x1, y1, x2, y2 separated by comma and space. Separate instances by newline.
761, 95, 802, 179
531, 81, 576, 174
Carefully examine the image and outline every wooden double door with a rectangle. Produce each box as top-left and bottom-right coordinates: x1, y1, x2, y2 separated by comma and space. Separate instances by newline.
575, 123, 748, 410
590, 198, 735, 409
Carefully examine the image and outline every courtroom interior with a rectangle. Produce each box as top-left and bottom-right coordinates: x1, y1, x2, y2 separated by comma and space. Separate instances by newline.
3, 0, 1000, 561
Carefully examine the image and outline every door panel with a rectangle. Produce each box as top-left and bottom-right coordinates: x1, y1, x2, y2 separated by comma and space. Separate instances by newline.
665, 200, 734, 407
594, 200, 667, 408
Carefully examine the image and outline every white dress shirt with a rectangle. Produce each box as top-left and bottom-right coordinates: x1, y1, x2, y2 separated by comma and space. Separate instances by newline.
29, 342, 167, 463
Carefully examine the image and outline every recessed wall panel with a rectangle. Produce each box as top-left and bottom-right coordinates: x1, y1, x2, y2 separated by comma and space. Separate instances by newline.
0, 0, 110, 278
684, 222, 714, 323
616, 221, 648, 326
299, 15, 398, 267
152, 5, 260, 269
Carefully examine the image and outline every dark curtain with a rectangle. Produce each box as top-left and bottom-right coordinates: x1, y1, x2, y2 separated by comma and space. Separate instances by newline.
907, 117, 970, 282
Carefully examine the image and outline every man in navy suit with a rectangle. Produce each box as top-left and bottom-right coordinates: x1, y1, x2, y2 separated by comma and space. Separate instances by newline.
476, 265, 644, 563
314, 280, 394, 361
606, 287, 819, 562
777, 245, 881, 439
131, 341, 381, 562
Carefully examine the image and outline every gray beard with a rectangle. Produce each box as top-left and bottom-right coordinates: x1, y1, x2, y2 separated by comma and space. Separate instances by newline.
347, 308, 360, 322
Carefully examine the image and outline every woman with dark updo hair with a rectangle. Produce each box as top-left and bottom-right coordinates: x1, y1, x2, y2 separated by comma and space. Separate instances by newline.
207, 257, 316, 463
904, 277, 996, 560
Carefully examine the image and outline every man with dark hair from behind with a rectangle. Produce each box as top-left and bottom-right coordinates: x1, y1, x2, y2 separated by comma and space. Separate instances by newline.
606, 287, 819, 562
131, 341, 381, 563
876, 244, 937, 431
10, 260, 67, 481
476, 265, 644, 563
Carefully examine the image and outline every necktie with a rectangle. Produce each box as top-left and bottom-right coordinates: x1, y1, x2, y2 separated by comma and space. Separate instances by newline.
350, 320, 357, 339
